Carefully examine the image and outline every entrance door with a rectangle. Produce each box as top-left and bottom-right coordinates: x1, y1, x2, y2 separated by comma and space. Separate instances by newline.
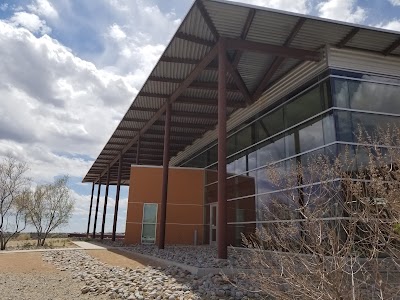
210, 203, 217, 245
141, 203, 158, 244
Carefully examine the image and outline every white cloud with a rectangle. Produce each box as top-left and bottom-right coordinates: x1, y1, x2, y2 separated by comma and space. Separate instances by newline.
317, 0, 366, 24
109, 24, 127, 41
28, 0, 59, 19
228, 0, 310, 13
0, 21, 140, 181
377, 20, 400, 31
0, 3, 8, 11
388, 0, 400, 6
8, 11, 51, 34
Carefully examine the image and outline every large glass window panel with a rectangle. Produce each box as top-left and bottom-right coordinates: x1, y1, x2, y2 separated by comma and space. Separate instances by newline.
227, 198, 257, 223
332, 78, 349, 108
299, 119, 324, 153
236, 125, 253, 153
322, 114, 336, 145
285, 87, 322, 128
351, 112, 400, 142
227, 135, 236, 156
255, 107, 284, 142
226, 173, 257, 200
335, 110, 353, 142
285, 133, 296, 157
256, 135, 286, 168
208, 145, 218, 166
348, 80, 400, 114
257, 189, 300, 221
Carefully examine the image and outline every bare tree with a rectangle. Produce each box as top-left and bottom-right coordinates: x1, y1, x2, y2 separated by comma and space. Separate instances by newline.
241, 126, 400, 300
26, 176, 74, 246
0, 156, 30, 250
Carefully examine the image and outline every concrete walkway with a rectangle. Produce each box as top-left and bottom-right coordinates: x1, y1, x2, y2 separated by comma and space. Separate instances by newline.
71, 241, 107, 250
0, 241, 107, 254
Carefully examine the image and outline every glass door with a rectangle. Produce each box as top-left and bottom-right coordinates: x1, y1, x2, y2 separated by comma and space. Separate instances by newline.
141, 203, 158, 244
210, 203, 217, 245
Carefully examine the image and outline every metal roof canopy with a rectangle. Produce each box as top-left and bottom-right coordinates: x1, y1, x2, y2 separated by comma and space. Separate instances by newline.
83, 0, 400, 184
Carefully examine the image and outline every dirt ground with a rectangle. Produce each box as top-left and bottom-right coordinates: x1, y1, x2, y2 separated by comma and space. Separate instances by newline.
0, 252, 107, 300
6, 238, 74, 249
0, 252, 56, 273
85, 249, 166, 269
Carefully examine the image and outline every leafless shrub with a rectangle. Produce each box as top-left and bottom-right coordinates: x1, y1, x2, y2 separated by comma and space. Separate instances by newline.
26, 176, 75, 246
0, 155, 30, 250
242, 126, 400, 300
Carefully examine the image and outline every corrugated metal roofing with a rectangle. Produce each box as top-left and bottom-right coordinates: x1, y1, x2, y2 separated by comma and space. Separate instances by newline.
83, 0, 400, 184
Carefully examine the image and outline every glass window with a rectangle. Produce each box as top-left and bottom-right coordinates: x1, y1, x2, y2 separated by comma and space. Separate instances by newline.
142, 203, 158, 244
335, 111, 353, 142
323, 114, 336, 145
299, 119, 324, 153
332, 78, 349, 108
351, 112, 400, 142
256, 136, 286, 168
255, 107, 284, 142
236, 125, 253, 153
285, 87, 322, 128
348, 80, 400, 114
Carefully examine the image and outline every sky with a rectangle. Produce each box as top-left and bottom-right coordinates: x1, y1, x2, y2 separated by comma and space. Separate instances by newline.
0, 0, 399, 234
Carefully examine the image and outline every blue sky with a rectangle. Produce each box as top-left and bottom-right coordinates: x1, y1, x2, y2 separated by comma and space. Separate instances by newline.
0, 0, 399, 233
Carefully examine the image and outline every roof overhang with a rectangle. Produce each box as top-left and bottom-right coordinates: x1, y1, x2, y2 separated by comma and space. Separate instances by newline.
83, 0, 400, 184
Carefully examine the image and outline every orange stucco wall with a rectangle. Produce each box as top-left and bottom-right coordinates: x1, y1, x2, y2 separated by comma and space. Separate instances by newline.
125, 166, 205, 245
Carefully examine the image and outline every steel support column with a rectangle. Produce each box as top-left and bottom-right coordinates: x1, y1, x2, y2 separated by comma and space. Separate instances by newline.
100, 169, 110, 239
112, 155, 123, 241
86, 182, 95, 237
92, 181, 102, 238
136, 137, 140, 165
159, 102, 171, 249
217, 39, 228, 259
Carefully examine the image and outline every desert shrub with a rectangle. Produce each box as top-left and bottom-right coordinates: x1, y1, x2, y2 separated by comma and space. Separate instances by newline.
15, 233, 31, 241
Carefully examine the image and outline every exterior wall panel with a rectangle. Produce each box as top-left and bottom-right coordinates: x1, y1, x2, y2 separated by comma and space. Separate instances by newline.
125, 166, 205, 245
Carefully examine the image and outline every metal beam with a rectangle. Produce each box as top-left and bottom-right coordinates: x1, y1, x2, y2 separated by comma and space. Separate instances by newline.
217, 39, 228, 259
147, 77, 239, 91
337, 27, 359, 48
175, 32, 214, 47
86, 182, 95, 237
136, 137, 140, 165
225, 37, 320, 61
98, 44, 219, 180
92, 181, 102, 238
252, 18, 306, 101
176, 97, 245, 108
197, 0, 219, 39
232, 8, 256, 67
159, 103, 171, 249
383, 37, 400, 56
100, 169, 110, 240
112, 155, 123, 241
226, 58, 252, 105
138, 92, 169, 99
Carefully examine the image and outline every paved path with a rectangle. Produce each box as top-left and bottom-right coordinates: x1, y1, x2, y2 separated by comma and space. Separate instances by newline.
71, 241, 107, 250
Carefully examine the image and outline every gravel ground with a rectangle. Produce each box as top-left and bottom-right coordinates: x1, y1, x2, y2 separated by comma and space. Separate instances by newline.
0, 252, 106, 300
100, 240, 253, 269
42, 250, 265, 300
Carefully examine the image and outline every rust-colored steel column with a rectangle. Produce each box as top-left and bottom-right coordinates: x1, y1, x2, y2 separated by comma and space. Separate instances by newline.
159, 102, 171, 249
136, 137, 140, 165
217, 39, 228, 259
92, 181, 102, 238
112, 155, 123, 241
100, 168, 110, 240
86, 182, 95, 237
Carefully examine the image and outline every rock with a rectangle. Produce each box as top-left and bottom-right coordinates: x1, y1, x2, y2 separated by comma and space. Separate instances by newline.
80, 286, 90, 294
